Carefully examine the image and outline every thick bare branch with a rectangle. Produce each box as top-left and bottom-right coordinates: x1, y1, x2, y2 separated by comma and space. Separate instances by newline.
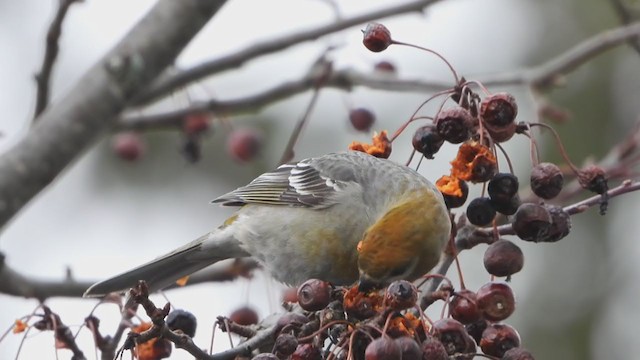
0, 0, 227, 231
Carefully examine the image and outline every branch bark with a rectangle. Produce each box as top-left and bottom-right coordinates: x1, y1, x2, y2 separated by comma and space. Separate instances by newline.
0, 0, 227, 232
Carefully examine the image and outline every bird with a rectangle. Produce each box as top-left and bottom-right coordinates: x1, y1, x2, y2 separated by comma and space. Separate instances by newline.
84, 151, 451, 297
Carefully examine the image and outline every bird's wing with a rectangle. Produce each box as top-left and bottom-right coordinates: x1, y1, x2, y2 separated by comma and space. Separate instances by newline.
212, 154, 360, 208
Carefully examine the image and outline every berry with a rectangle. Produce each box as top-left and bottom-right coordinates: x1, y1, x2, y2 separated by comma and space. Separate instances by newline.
538, 205, 571, 242
384, 280, 418, 310
578, 165, 609, 214
183, 112, 210, 135
275, 313, 309, 334
437, 176, 469, 209
421, 336, 449, 360
476, 282, 516, 322
394, 337, 423, 360
502, 347, 535, 360
274, 333, 298, 357
282, 287, 298, 303
449, 289, 482, 324
349, 107, 375, 132
431, 318, 468, 355
112, 132, 144, 161
364, 337, 402, 360
412, 124, 444, 159
291, 344, 322, 360
480, 93, 518, 127
450, 142, 498, 183
486, 121, 517, 143
466, 197, 496, 226
465, 319, 489, 344
483, 239, 524, 277
362, 23, 392, 52
488, 173, 519, 203
166, 309, 197, 337
229, 306, 259, 326
480, 323, 521, 357
374, 60, 396, 73
227, 128, 262, 162
491, 194, 521, 216
435, 107, 474, 144
297, 279, 332, 312
512, 203, 552, 242
530, 163, 564, 199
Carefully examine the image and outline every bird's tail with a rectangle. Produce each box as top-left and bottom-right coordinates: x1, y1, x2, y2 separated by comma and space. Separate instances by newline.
83, 229, 248, 297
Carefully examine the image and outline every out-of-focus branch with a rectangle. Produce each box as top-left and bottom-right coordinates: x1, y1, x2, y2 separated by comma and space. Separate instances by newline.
131, 0, 443, 106
609, 0, 640, 55
0, 0, 228, 232
33, 0, 83, 118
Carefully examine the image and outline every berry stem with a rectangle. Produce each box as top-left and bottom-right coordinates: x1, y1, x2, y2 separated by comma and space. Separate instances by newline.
494, 143, 515, 175
528, 122, 580, 173
390, 89, 452, 142
391, 40, 460, 84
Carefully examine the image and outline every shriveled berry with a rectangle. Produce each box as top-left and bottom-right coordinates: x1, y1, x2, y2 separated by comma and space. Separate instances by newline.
229, 306, 259, 326
450, 141, 497, 183
491, 194, 521, 216
364, 337, 402, 360
449, 289, 482, 324
362, 23, 392, 52
227, 128, 262, 162
431, 318, 468, 355
384, 280, 418, 310
436, 176, 469, 209
349, 107, 375, 132
465, 319, 489, 344
480, 93, 518, 127
476, 282, 516, 322
483, 239, 524, 277
578, 165, 609, 214
291, 343, 321, 360
421, 336, 448, 360
512, 203, 552, 242
480, 323, 521, 357
275, 313, 309, 334
112, 132, 144, 161
166, 309, 197, 337
374, 60, 396, 73
274, 333, 298, 357
435, 107, 474, 144
394, 336, 422, 360
538, 205, 571, 242
297, 279, 332, 312
530, 163, 564, 199
502, 347, 535, 360
412, 124, 444, 159
485, 121, 517, 143
488, 173, 519, 203
466, 197, 496, 226
183, 112, 210, 135
252, 353, 279, 360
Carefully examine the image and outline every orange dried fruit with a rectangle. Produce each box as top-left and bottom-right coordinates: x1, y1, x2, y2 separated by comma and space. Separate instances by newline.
349, 130, 392, 159
450, 142, 497, 183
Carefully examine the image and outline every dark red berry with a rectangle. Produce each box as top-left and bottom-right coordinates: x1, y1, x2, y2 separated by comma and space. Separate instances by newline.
183, 112, 210, 135
275, 313, 309, 334
362, 23, 392, 52
491, 194, 521, 216
282, 287, 298, 303
431, 318, 468, 355
274, 333, 298, 357
364, 337, 402, 360
476, 282, 516, 322
502, 347, 535, 360
166, 309, 197, 337
421, 336, 449, 360
151, 338, 172, 359
480, 93, 518, 127
578, 165, 609, 214
291, 343, 322, 360
227, 128, 262, 162
485, 121, 517, 143
530, 163, 564, 199
384, 280, 418, 310
349, 107, 375, 132
112, 132, 144, 161
435, 107, 474, 144
449, 289, 482, 324
512, 203, 552, 242
394, 337, 422, 360
229, 306, 259, 326
297, 279, 332, 312
480, 323, 521, 357
488, 173, 520, 203
437, 176, 469, 209
466, 197, 496, 226
465, 319, 489, 344
538, 205, 571, 242
374, 60, 396, 73
412, 124, 444, 159
483, 239, 524, 277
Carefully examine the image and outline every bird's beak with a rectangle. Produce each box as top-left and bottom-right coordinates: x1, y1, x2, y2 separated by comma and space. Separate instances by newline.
358, 273, 383, 293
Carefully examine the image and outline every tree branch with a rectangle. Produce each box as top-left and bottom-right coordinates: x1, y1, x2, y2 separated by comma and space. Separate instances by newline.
0, 0, 228, 231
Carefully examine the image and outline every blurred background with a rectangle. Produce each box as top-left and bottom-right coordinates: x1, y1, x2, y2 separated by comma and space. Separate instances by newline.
0, 0, 639, 359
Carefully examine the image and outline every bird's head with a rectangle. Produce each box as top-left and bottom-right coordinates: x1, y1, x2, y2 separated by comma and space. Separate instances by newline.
356, 188, 450, 292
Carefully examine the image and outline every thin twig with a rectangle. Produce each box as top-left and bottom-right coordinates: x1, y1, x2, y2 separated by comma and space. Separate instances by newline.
609, 0, 640, 55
